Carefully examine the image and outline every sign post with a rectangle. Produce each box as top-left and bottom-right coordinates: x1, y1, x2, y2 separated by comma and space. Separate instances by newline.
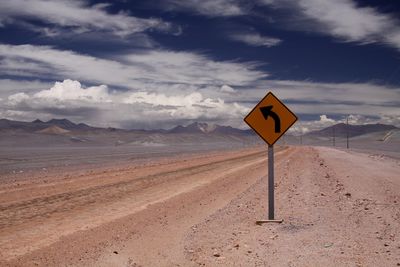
268, 145, 274, 220
244, 92, 297, 223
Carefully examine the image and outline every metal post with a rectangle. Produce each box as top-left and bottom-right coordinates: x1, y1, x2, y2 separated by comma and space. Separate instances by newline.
346, 116, 349, 149
268, 145, 274, 220
256, 144, 282, 224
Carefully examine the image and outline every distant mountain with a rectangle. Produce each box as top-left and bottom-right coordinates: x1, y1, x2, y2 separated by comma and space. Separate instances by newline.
168, 122, 252, 135
47, 119, 96, 130
0, 118, 42, 132
0, 119, 252, 136
169, 122, 214, 134
0, 118, 99, 133
47, 119, 78, 129
307, 123, 398, 138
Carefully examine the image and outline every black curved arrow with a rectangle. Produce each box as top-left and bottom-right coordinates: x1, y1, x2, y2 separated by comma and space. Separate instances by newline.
260, 105, 281, 133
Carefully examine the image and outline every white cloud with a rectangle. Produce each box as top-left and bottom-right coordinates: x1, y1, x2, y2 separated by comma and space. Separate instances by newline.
0, 0, 174, 37
5, 80, 113, 113
220, 84, 236, 93
319, 114, 334, 123
379, 114, 400, 127
2, 79, 249, 129
229, 32, 282, 47
0, 44, 266, 88
284, 114, 339, 134
124, 91, 247, 121
0, 79, 51, 98
288, 112, 400, 135
227, 79, 400, 129
298, 0, 391, 41
122, 50, 266, 85
34, 79, 111, 103
124, 91, 203, 107
162, 0, 246, 17
0, 109, 38, 122
260, 0, 400, 50
4, 77, 399, 130
247, 80, 400, 107
0, 44, 267, 129
8, 92, 30, 106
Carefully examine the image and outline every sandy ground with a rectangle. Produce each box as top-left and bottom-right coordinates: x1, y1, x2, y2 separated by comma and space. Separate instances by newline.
0, 145, 399, 266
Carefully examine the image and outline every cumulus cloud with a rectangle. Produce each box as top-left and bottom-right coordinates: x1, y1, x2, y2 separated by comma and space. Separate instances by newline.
123, 90, 248, 123
8, 93, 30, 106
0, 0, 175, 37
0, 44, 266, 129
288, 114, 337, 134
123, 91, 246, 119
319, 114, 335, 123
3, 77, 400, 129
260, 0, 400, 50
229, 32, 282, 47
2, 79, 249, 129
6, 79, 114, 113
34, 80, 111, 103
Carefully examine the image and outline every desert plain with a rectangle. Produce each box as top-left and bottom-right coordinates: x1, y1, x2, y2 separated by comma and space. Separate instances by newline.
0, 123, 399, 267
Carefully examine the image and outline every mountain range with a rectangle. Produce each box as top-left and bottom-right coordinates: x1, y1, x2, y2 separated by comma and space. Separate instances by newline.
0, 118, 96, 132
0, 118, 397, 138
0, 118, 253, 136
307, 123, 398, 138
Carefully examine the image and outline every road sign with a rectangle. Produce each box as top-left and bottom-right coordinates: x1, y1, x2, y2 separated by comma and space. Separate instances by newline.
244, 92, 297, 146
244, 91, 297, 223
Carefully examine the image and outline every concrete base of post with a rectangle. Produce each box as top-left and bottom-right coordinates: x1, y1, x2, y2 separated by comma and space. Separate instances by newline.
256, 219, 283, 225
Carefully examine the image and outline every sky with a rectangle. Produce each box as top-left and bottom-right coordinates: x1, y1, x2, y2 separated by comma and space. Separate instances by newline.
0, 0, 399, 133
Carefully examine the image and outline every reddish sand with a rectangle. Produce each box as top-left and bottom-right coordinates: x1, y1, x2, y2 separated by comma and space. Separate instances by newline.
0, 146, 399, 266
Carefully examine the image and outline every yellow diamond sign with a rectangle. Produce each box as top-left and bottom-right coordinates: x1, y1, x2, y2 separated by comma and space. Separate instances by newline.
244, 91, 298, 146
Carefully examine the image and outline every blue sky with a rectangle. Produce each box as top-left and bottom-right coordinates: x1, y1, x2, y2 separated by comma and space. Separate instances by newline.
0, 0, 399, 132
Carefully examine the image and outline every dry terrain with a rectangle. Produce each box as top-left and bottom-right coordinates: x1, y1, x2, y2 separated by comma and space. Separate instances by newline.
0, 145, 399, 266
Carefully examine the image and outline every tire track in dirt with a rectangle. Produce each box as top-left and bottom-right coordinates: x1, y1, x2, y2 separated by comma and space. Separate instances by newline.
0, 150, 265, 228
0, 147, 277, 262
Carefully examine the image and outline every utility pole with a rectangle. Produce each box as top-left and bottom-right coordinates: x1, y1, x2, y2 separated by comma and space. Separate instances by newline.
346, 116, 349, 149
332, 125, 336, 147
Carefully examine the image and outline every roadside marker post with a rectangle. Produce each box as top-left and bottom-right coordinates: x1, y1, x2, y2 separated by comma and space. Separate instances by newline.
244, 92, 297, 224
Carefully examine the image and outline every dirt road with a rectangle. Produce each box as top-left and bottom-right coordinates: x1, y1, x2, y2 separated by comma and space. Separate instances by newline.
0, 146, 399, 266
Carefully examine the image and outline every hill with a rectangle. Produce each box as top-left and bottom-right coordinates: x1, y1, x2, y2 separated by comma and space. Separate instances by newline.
307, 123, 398, 138
37, 125, 70, 134
0, 118, 98, 133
